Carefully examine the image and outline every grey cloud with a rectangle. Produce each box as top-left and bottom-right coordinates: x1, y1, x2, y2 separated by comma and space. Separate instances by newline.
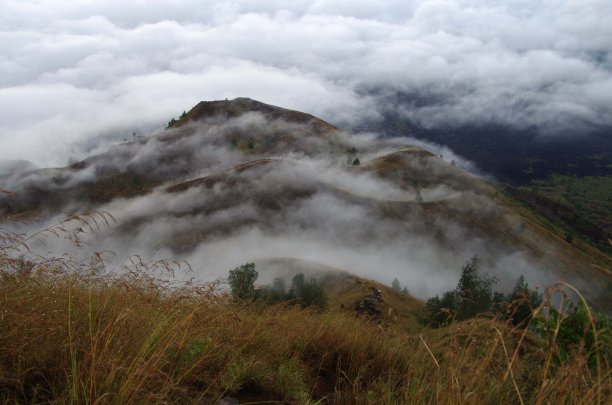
1, 1, 611, 166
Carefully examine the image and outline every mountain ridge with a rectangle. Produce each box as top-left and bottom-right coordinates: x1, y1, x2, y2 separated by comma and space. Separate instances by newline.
0, 98, 610, 312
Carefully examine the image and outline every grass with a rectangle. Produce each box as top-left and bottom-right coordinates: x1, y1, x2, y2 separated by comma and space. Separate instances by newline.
0, 220, 610, 404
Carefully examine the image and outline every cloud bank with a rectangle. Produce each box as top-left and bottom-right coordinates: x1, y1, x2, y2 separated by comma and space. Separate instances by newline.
1, 0, 611, 166
4, 107, 609, 309
2, 111, 563, 302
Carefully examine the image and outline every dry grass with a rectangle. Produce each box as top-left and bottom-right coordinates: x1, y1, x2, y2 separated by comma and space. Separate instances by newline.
0, 219, 610, 404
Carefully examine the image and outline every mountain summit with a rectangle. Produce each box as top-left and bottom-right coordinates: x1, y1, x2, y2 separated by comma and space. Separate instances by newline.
173, 97, 337, 133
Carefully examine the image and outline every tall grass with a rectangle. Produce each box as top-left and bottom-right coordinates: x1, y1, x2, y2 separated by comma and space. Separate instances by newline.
0, 218, 609, 403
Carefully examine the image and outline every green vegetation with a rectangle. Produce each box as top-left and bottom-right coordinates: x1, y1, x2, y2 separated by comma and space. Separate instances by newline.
392, 277, 409, 296
79, 172, 162, 203
167, 111, 188, 128
424, 256, 499, 327
530, 174, 612, 237
0, 222, 610, 403
423, 256, 611, 377
286, 273, 328, 309
505, 275, 544, 327
423, 256, 546, 328
507, 175, 612, 254
229, 263, 327, 310
228, 262, 258, 299
167, 117, 178, 128
532, 301, 611, 369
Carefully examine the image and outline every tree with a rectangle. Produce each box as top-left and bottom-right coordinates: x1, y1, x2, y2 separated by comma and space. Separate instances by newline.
288, 273, 327, 309
352, 158, 360, 166
167, 117, 178, 128
272, 277, 286, 296
392, 278, 401, 291
455, 256, 497, 319
288, 273, 305, 299
491, 291, 508, 314
301, 280, 328, 309
424, 290, 457, 327
257, 286, 283, 305
228, 263, 258, 299
506, 275, 542, 326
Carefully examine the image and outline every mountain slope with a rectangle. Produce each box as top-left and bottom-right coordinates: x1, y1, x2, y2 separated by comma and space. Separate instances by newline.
0, 98, 610, 312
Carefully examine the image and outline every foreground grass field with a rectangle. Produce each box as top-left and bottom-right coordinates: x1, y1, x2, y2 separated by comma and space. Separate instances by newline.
0, 217, 610, 404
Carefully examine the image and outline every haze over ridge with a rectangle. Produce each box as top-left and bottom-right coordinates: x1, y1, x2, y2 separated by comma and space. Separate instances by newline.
2, 98, 609, 312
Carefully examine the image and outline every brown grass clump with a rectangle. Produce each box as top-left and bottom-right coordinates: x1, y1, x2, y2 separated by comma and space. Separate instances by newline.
0, 219, 609, 404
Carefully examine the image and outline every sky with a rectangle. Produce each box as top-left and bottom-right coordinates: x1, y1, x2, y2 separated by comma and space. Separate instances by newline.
1, 0, 611, 167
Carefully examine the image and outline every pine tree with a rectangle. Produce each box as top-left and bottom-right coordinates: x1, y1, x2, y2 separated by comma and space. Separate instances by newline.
455, 256, 496, 320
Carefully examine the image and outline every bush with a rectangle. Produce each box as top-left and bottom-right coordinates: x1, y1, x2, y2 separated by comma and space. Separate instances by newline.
532, 301, 611, 368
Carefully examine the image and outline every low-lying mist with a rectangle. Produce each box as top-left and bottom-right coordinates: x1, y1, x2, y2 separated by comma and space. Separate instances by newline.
1, 109, 570, 303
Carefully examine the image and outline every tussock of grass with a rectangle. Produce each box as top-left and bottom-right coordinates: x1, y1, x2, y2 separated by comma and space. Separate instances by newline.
0, 220, 610, 403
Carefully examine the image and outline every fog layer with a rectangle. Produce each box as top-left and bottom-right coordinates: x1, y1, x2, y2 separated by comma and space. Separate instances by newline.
6, 103, 605, 306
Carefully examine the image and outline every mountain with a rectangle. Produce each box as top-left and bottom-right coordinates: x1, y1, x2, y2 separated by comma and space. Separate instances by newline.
358, 92, 612, 186
1, 98, 610, 312
359, 100, 612, 249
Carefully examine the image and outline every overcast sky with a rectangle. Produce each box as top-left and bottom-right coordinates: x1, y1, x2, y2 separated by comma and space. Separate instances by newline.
1, 0, 611, 166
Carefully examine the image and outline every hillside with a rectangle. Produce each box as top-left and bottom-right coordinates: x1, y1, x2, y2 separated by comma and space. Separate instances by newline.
362, 106, 612, 185
1, 97, 610, 312
0, 251, 609, 404
1, 98, 611, 403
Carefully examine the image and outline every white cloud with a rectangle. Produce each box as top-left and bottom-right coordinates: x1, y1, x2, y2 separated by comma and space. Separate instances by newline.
1, 0, 611, 165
